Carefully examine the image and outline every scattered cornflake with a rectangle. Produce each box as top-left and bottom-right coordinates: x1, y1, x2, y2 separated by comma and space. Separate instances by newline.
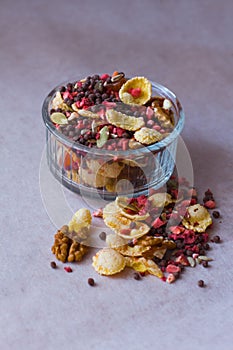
92, 248, 126, 275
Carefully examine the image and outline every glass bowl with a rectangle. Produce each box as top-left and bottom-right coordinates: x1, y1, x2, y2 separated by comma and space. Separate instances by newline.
42, 78, 185, 200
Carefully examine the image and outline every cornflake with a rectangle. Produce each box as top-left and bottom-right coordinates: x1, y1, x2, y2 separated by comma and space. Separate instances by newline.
119, 76, 152, 105
182, 204, 212, 232
134, 127, 163, 145
92, 248, 126, 275
106, 109, 145, 131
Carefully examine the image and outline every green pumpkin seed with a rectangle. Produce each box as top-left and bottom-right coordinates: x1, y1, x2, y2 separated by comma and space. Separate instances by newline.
97, 126, 109, 148
187, 256, 196, 267
50, 112, 68, 125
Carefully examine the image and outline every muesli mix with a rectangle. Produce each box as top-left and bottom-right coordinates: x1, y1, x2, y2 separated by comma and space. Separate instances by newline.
48, 72, 175, 193
50, 176, 221, 286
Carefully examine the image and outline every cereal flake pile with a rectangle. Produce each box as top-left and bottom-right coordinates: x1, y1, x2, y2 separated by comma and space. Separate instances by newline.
50, 177, 221, 286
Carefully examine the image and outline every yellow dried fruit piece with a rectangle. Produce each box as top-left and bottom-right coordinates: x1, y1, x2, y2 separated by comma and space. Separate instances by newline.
119, 77, 152, 105
68, 208, 92, 233
106, 109, 145, 131
142, 246, 167, 260
182, 204, 212, 233
149, 192, 173, 208
51, 91, 72, 111
92, 248, 126, 275
50, 112, 68, 125
138, 236, 164, 247
125, 257, 163, 278
134, 127, 163, 145
77, 109, 100, 119
115, 196, 150, 221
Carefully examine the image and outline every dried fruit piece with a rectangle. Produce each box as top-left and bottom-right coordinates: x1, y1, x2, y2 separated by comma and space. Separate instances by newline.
51, 91, 71, 111
149, 192, 173, 208
115, 196, 149, 221
50, 112, 68, 125
106, 109, 145, 131
142, 246, 167, 260
134, 127, 163, 145
125, 257, 164, 278
182, 204, 212, 232
92, 248, 126, 275
78, 109, 100, 119
96, 126, 109, 148
119, 77, 152, 105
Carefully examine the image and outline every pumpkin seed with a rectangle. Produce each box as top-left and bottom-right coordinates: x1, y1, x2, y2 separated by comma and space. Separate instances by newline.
187, 256, 196, 267
97, 126, 109, 148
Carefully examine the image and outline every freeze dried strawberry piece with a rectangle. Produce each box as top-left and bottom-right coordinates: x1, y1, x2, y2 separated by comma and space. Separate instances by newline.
152, 217, 166, 229
169, 226, 184, 235
120, 229, 131, 235
128, 87, 141, 98
183, 230, 196, 244
204, 200, 216, 209
100, 73, 110, 80
166, 264, 181, 273
175, 254, 190, 266
146, 107, 154, 119
116, 127, 125, 137
93, 208, 103, 218
63, 91, 73, 100
166, 273, 176, 283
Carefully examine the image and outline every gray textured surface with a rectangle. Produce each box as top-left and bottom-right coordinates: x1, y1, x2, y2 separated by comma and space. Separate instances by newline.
1, 0, 233, 349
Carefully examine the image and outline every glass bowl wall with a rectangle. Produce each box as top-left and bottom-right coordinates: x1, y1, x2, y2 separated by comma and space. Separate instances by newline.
42, 80, 185, 200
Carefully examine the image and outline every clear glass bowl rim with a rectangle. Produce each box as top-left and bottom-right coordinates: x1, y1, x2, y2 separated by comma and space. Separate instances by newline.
42, 79, 185, 157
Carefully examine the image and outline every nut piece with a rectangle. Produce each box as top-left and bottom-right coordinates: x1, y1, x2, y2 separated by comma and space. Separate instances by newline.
51, 230, 88, 263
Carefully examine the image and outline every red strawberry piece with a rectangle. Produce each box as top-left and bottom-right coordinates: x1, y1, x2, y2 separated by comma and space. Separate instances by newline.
169, 226, 184, 235
120, 229, 131, 235
100, 73, 110, 80
166, 264, 181, 273
116, 127, 124, 137
93, 208, 103, 218
128, 87, 141, 98
204, 200, 216, 209
166, 273, 176, 283
77, 81, 82, 88
175, 254, 190, 266
63, 91, 73, 100
64, 266, 72, 273
152, 217, 166, 229
146, 107, 154, 119
102, 101, 116, 109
